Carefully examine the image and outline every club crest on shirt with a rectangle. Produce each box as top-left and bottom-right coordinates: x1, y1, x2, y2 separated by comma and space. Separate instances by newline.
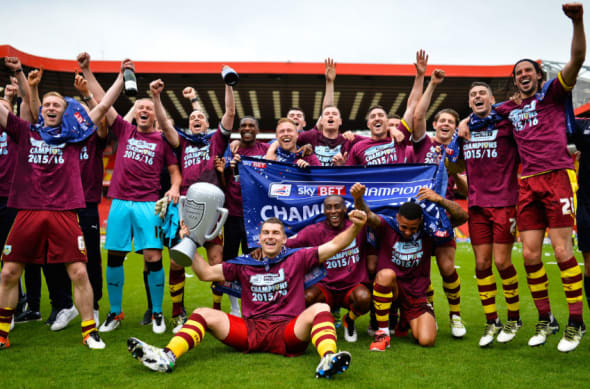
3, 245, 11, 256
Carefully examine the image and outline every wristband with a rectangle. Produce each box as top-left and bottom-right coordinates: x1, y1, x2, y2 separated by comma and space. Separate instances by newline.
190, 97, 199, 103
13, 68, 23, 74
82, 93, 94, 102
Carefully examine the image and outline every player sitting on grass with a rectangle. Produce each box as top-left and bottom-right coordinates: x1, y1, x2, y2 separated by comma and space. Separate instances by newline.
128, 209, 368, 378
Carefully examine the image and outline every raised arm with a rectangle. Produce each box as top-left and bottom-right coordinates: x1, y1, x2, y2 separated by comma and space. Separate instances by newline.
177, 222, 226, 281
0, 85, 13, 128
183, 87, 203, 111
5, 58, 28, 102
402, 50, 428, 129
220, 67, 236, 131
149, 79, 180, 147
123, 102, 136, 123
74, 70, 109, 139
74, 70, 97, 109
26, 68, 43, 122
322, 58, 336, 109
350, 182, 382, 229
78, 52, 119, 126
3, 83, 17, 107
4, 58, 32, 122
560, 3, 586, 86
318, 210, 366, 262
413, 69, 445, 141
88, 59, 129, 125
416, 186, 468, 227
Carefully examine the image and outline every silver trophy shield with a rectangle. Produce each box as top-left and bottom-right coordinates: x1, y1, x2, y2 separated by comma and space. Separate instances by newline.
170, 182, 229, 267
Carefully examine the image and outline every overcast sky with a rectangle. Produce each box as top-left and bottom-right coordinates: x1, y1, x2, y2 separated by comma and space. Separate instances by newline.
3, 0, 588, 67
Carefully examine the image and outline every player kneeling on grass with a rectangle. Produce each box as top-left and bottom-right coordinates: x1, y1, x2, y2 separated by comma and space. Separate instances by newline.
350, 183, 468, 350
128, 209, 368, 378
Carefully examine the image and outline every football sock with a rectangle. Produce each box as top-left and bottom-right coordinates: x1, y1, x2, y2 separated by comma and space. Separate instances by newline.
442, 269, 461, 317
169, 268, 185, 317
373, 282, 393, 331
426, 282, 434, 305
212, 284, 223, 310
143, 270, 152, 311
525, 262, 550, 319
499, 264, 520, 320
311, 311, 337, 357
347, 310, 359, 321
106, 254, 125, 314
476, 266, 498, 322
0, 307, 15, 338
558, 257, 583, 323
165, 312, 207, 359
81, 319, 97, 338
146, 260, 165, 314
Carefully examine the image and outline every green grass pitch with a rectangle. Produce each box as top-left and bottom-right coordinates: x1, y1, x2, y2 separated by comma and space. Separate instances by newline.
2, 243, 589, 388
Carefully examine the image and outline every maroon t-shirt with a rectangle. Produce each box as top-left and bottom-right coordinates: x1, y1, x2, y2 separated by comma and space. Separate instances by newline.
297, 128, 363, 166
4, 113, 85, 210
0, 130, 15, 197
495, 76, 573, 176
405, 135, 442, 164
462, 119, 519, 208
79, 132, 107, 203
107, 115, 178, 202
287, 219, 368, 292
346, 122, 410, 166
405, 135, 458, 199
179, 125, 230, 195
222, 247, 319, 321
225, 141, 269, 217
375, 216, 433, 299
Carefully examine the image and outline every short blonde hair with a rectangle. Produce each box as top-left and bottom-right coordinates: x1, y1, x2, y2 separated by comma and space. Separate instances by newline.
276, 117, 297, 130
42, 91, 67, 107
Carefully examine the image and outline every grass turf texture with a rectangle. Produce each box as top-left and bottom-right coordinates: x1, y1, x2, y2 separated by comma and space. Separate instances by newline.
2, 243, 589, 388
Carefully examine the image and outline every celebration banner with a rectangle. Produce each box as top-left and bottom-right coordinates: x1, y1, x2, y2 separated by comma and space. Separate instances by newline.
239, 157, 450, 247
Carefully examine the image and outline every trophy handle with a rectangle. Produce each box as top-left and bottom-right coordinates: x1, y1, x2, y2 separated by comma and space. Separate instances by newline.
177, 196, 186, 223
204, 207, 229, 241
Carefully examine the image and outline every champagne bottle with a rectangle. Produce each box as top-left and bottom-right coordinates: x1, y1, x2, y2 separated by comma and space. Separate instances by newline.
123, 69, 138, 96
221, 66, 239, 86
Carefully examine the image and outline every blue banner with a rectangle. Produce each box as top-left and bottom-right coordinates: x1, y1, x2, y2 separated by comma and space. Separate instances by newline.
239, 157, 451, 248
